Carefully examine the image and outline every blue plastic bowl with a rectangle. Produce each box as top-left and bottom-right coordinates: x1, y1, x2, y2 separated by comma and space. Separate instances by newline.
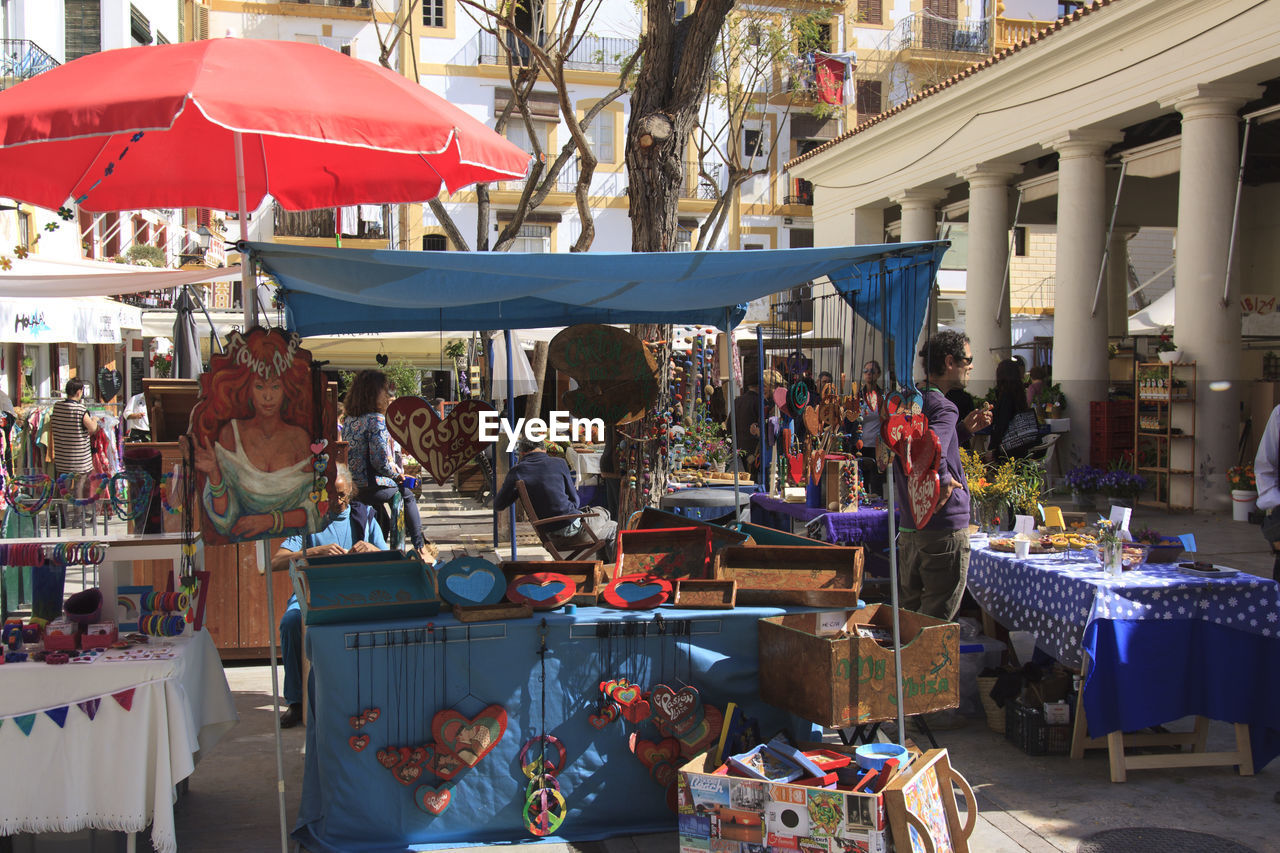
855, 743, 908, 771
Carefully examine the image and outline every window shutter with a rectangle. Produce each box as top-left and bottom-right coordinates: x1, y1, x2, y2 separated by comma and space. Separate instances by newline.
858, 0, 883, 26
856, 80, 882, 116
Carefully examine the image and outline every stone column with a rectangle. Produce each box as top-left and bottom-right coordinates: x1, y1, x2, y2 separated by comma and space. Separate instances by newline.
1164, 84, 1260, 508
1050, 128, 1123, 470
852, 205, 885, 246
960, 163, 1021, 395
896, 188, 949, 381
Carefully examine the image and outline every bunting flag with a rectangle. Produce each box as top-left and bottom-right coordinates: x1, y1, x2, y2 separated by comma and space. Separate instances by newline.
13, 714, 36, 736
78, 698, 102, 721
44, 706, 69, 728
112, 688, 135, 712
0, 682, 160, 738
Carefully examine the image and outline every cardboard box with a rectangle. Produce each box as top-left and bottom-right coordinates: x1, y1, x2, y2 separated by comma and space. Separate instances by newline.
714, 545, 863, 607
678, 751, 889, 853
758, 605, 959, 727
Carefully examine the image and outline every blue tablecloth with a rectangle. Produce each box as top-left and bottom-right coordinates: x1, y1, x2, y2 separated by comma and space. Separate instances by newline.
968, 548, 1280, 769
660, 485, 756, 522
295, 604, 816, 851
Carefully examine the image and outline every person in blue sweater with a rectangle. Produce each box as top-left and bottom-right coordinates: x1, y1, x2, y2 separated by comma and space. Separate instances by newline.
495, 438, 618, 559
893, 330, 992, 621
270, 463, 387, 728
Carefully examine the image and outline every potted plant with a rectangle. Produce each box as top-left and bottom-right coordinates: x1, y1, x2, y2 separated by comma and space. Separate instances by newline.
1034, 383, 1065, 419
1228, 464, 1257, 523
1064, 464, 1102, 510
1156, 332, 1181, 364
150, 351, 173, 378
1098, 466, 1147, 507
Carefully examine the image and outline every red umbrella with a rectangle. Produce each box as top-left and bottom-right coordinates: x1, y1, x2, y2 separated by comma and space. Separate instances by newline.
0, 38, 530, 326
0, 38, 530, 211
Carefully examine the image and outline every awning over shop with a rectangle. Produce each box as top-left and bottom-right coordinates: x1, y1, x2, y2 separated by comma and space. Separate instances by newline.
0, 295, 141, 344
0, 255, 241, 297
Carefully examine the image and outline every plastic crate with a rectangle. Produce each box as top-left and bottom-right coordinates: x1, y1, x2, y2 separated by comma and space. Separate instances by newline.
1090, 401, 1131, 418
1005, 699, 1073, 756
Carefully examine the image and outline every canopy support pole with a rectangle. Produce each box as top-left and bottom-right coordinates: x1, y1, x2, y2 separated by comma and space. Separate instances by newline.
235, 132, 255, 330
1091, 160, 1127, 319
757, 326, 768, 494
505, 329, 517, 559
257, 539, 290, 853
882, 259, 906, 744
726, 310, 742, 520
1224, 116, 1254, 308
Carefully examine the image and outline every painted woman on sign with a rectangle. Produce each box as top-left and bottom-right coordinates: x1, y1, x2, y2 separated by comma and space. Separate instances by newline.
188, 328, 325, 544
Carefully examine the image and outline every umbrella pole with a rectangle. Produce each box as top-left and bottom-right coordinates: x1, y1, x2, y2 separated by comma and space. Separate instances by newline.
505, 329, 517, 559
258, 539, 291, 853
235, 132, 255, 330
725, 309, 742, 521
882, 259, 906, 745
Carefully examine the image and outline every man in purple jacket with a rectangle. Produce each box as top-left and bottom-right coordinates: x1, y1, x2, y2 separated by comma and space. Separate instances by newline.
893, 330, 992, 620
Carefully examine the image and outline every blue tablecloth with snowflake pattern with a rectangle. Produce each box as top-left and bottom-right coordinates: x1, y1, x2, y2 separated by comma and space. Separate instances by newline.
968, 548, 1280, 769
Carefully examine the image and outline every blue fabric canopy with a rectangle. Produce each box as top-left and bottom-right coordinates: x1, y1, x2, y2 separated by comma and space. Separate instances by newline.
253, 242, 947, 371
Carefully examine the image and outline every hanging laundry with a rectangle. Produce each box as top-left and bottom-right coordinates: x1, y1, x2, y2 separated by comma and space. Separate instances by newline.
815, 51, 857, 106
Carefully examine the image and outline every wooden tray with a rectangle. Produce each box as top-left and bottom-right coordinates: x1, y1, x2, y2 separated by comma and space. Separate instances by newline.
291, 556, 440, 625
635, 507, 749, 558
714, 544, 863, 606
452, 601, 534, 622
672, 578, 736, 610
615, 526, 712, 581
499, 560, 602, 606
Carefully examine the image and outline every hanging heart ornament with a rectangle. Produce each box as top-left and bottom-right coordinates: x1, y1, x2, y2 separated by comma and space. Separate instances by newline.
907, 430, 943, 528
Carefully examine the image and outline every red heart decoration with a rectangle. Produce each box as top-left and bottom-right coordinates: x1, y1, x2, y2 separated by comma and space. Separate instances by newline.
386, 398, 495, 486
650, 684, 700, 727
376, 748, 401, 769
630, 733, 682, 771
506, 573, 576, 611
620, 697, 651, 724
349, 734, 370, 752
588, 704, 618, 729
908, 467, 942, 529
429, 745, 466, 781
613, 684, 642, 706
432, 705, 508, 768
909, 428, 939, 476
409, 745, 432, 767
415, 784, 451, 815
650, 759, 678, 788
675, 704, 724, 757
395, 760, 423, 786
349, 715, 366, 729
601, 574, 672, 610
365, 708, 380, 723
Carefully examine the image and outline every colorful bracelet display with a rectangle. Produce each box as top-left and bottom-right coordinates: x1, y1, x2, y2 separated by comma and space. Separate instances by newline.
0, 541, 106, 566
142, 590, 190, 613
138, 613, 186, 637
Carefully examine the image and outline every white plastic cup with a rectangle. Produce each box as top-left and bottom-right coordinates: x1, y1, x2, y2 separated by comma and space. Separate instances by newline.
1013, 539, 1032, 559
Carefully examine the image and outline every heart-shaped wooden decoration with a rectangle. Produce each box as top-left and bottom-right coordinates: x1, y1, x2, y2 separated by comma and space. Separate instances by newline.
386, 397, 495, 486
436, 556, 506, 607
602, 574, 671, 610
429, 745, 466, 781
650, 759, 678, 788
349, 714, 366, 729
365, 708, 380, 723
394, 759, 424, 786
506, 572, 575, 611
650, 684, 701, 728
908, 439, 943, 529
674, 704, 723, 758
432, 705, 508, 767
781, 428, 804, 485
415, 784, 452, 815
376, 748, 401, 769
349, 734, 370, 752
97, 367, 122, 402
802, 405, 821, 435
550, 324, 659, 426
772, 387, 789, 409
620, 696, 652, 724
613, 683, 642, 706
630, 733, 682, 774
588, 703, 618, 729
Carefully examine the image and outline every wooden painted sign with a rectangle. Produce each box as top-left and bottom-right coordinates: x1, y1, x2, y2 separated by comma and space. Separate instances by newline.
386, 397, 494, 486
883, 749, 977, 853
188, 326, 333, 546
549, 324, 658, 425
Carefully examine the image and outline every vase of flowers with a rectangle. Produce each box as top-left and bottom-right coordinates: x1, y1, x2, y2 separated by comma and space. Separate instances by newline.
1229, 464, 1257, 522
1095, 520, 1125, 577
151, 351, 173, 378
1156, 332, 1181, 364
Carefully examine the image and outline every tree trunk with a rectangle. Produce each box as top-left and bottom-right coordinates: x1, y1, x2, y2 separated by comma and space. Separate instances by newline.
627, 0, 734, 252
525, 341, 549, 421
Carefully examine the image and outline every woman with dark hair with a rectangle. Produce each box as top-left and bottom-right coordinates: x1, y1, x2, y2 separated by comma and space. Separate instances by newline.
991, 358, 1036, 459
191, 330, 318, 542
343, 369, 426, 557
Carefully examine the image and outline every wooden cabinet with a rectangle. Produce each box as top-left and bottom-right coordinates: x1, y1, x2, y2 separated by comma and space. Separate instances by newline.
1134, 361, 1196, 511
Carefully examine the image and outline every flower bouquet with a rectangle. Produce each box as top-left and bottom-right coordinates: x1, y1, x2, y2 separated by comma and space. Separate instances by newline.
1228, 465, 1256, 492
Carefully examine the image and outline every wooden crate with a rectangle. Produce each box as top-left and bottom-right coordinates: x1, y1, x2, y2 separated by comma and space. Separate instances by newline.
290, 555, 440, 625
713, 544, 863, 606
758, 605, 960, 727
635, 508, 749, 558
672, 579, 736, 610
614, 526, 712, 581
499, 560, 602, 606
453, 601, 533, 622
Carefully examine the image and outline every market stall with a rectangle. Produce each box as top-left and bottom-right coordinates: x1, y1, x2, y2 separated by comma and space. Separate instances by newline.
968, 546, 1280, 781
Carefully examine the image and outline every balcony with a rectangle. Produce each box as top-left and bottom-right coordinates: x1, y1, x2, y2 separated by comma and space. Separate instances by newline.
463, 31, 639, 73
681, 161, 721, 200
784, 192, 813, 207
993, 17, 1056, 51
893, 13, 991, 55
283, 0, 372, 8
0, 40, 59, 91
273, 203, 391, 241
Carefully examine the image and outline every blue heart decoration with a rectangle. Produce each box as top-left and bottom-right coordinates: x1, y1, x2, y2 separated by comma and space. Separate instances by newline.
615, 581, 666, 603
517, 580, 566, 602
435, 557, 505, 607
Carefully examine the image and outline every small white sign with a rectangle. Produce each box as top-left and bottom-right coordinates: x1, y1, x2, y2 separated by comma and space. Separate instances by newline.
1109, 505, 1132, 532
817, 611, 847, 636
1013, 515, 1036, 537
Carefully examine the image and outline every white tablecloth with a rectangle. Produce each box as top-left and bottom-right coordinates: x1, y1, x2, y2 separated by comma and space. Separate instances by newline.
0, 630, 238, 853
565, 445, 603, 486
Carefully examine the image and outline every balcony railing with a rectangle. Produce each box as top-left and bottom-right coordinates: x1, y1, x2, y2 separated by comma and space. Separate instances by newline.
894, 13, 991, 55
0, 39, 59, 90
993, 16, 1056, 51
273, 203, 391, 240
464, 31, 639, 73
682, 161, 721, 200
283, 0, 372, 8
784, 192, 813, 207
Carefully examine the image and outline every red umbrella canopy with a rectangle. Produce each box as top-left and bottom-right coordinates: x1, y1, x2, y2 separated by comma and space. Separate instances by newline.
0, 38, 531, 211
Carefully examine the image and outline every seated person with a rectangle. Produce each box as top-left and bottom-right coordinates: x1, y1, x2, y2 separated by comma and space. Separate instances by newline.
495, 438, 618, 560
271, 463, 387, 728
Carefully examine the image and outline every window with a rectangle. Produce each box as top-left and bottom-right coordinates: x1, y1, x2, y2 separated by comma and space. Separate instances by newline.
743, 128, 763, 158
586, 112, 614, 163
676, 227, 693, 252
65, 0, 102, 61
1013, 226, 1028, 257
675, 1, 687, 22
815, 23, 832, 53
422, 234, 447, 251
130, 4, 152, 45
511, 224, 551, 254
505, 120, 549, 157
423, 0, 446, 29
857, 0, 883, 26
855, 80, 882, 115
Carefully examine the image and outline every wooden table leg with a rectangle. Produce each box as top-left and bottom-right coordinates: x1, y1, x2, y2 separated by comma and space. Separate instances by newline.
1235, 723, 1255, 776
1191, 715, 1209, 753
1070, 666, 1089, 760
1107, 730, 1128, 783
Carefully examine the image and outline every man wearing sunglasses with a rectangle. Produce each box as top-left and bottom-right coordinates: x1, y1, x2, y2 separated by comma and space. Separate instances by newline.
894, 330, 992, 622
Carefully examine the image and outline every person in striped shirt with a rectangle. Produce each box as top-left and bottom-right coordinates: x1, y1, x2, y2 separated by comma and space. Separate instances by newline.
51, 378, 98, 476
